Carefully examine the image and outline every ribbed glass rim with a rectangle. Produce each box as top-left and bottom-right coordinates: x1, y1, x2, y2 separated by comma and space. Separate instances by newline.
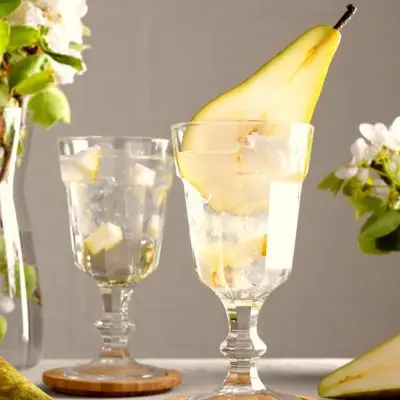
58, 136, 170, 145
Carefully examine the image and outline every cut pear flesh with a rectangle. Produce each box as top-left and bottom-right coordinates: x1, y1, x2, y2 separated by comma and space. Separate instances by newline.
131, 163, 156, 187
61, 147, 103, 183
197, 235, 267, 289
319, 332, 400, 398
84, 222, 124, 256
178, 147, 304, 216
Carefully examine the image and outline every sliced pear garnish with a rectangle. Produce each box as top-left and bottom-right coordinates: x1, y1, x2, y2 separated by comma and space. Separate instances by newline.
131, 163, 156, 187
185, 25, 341, 143
61, 147, 103, 183
319, 332, 400, 399
84, 222, 124, 256
178, 22, 341, 215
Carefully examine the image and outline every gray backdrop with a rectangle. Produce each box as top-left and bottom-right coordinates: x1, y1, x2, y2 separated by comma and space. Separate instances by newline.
25, 0, 400, 359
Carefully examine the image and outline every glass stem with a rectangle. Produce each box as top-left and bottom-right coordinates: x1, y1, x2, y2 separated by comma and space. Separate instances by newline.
95, 286, 134, 360
220, 300, 267, 391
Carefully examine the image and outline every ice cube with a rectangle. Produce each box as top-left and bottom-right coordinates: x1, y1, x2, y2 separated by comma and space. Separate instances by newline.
242, 134, 291, 174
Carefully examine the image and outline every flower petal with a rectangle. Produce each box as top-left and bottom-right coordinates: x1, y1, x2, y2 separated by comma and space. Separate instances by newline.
359, 123, 375, 142
357, 168, 369, 183
336, 166, 358, 180
373, 123, 389, 145
390, 116, 400, 135
351, 138, 369, 162
384, 131, 400, 151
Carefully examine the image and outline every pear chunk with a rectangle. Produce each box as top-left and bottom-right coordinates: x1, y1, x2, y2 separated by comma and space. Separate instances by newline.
319, 333, 400, 398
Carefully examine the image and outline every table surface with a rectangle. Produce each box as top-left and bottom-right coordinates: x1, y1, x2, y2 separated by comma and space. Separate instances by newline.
24, 359, 350, 400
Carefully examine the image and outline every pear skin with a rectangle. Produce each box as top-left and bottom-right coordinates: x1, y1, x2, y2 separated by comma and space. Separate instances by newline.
319, 332, 400, 398
0, 356, 52, 399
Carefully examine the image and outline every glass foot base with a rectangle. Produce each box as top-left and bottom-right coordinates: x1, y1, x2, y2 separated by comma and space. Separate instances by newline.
188, 386, 300, 400
64, 358, 166, 381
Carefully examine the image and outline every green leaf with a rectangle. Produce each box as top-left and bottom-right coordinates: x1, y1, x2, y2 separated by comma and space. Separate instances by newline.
11, 264, 37, 299
28, 87, 71, 128
359, 234, 388, 255
318, 172, 344, 195
46, 51, 84, 72
9, 54, 48, 88
361, 208, 400, 239
0, 81, 8, 107
0, 314, 7, 341
14, 70, 54, 95
7, 25, 39, 51
3, 263, 38, 299
349, 195, 383, 219
342, 177, 361, 197
376, 227, 400, 253
0, 20, 10, 60
83, 25, 91, 36
70, 42, 90, 52
21, 264, 37, 298
0, 0, 22, 17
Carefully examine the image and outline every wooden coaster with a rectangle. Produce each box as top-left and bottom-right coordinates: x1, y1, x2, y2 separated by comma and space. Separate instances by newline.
43, 368, 182, 397
169, 396, 316, 400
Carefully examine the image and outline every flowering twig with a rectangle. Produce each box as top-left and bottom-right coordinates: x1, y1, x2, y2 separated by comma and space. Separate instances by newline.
319, 116, 400, 255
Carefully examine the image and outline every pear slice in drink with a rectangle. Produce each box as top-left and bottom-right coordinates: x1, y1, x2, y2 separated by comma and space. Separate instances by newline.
84, 222, 124, 256
60, 147, 103, 183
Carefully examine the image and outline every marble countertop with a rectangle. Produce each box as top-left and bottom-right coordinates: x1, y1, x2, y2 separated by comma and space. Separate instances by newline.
23, 359, 350, 399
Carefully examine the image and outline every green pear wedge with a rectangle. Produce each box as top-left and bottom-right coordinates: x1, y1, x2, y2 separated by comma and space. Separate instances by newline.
183, 21, 343, 152
178, 6, 356, 216
194, 25, 340, 122
319, 332, 400, 398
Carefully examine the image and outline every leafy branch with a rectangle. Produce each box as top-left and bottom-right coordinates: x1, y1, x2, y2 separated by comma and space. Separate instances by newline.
319, 118, 400, 255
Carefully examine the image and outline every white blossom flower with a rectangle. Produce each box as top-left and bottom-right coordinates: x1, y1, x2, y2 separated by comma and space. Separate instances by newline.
359, 117, 400, 152
8, 1, 46, 26
359, 123, 387, 146
336, 164, 358, 179
51, 49, 86, 85
351, 138, 369, 163
384, 117, 400, 151
34, 0, 88, 20
335, 138, 371, 179
357, 168, 369, 183
8, 0, 87, 85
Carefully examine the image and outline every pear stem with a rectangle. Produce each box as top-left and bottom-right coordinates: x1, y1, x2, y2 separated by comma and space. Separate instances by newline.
334, 4, 357, 32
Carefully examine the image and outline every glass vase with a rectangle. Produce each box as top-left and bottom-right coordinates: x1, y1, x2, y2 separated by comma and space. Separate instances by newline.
0, 108, 43, 369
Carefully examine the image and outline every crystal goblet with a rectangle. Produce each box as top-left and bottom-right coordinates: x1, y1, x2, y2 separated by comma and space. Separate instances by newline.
172, 121, 313, 399
58, 136, 173, 381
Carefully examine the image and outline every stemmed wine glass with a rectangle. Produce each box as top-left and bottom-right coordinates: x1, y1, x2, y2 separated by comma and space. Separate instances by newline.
58, 136, 173, 381
172, 121, 313, 399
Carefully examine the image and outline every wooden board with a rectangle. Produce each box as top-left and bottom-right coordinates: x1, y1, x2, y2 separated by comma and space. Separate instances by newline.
43, 368, 182, 397
169, 396, 316, 400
